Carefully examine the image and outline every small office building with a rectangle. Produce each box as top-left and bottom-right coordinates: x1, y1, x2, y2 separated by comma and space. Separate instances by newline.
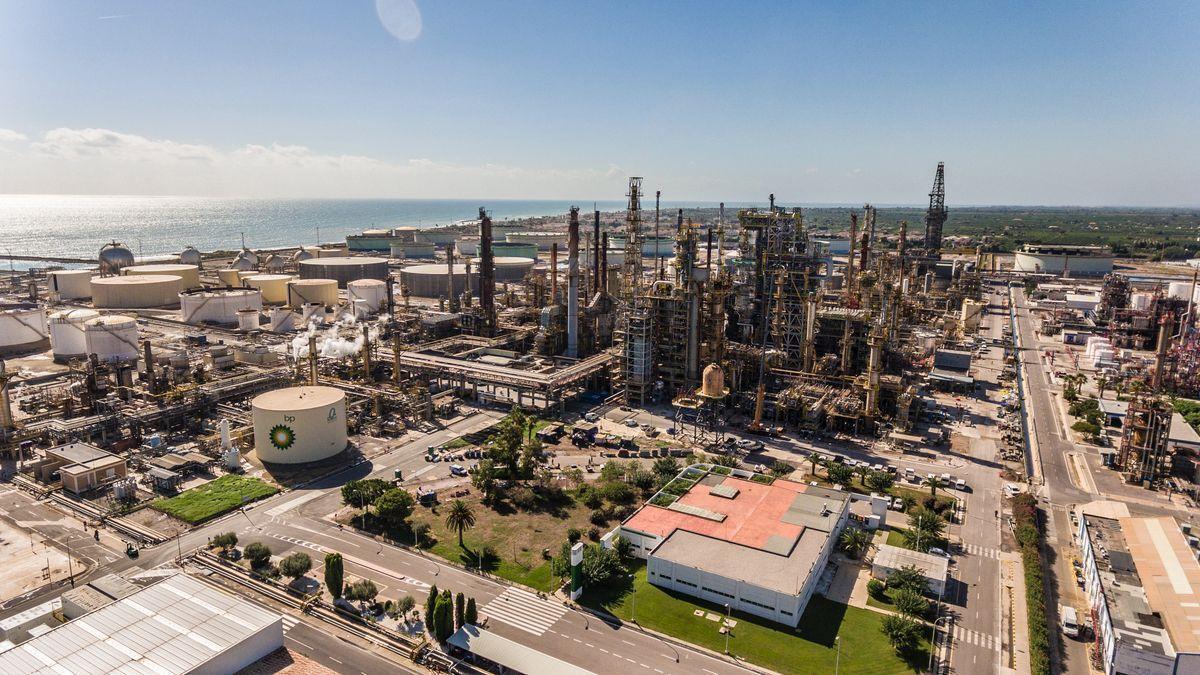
871, 544, 950, 597
33, 442, 127, 494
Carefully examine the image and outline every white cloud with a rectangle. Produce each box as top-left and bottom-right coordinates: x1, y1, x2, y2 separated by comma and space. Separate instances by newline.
0, 129, 28, 143
0, 126, 625, 199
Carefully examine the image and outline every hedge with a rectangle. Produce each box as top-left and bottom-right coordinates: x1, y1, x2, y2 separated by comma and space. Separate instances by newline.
1012, 493, 1050, 675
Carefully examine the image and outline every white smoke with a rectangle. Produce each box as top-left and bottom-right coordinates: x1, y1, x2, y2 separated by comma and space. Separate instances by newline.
290, 315, 382, 361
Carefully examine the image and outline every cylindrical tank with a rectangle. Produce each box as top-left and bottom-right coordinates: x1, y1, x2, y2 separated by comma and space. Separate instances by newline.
347, 279, 387, 312
251, 386, 348, 464
83, 315, 139, 363
48, 270, 94, 300
180, 246, 202, 268
1130, 292, 1152, 311
217, 268, 243, 287
287, 279, 339, 308
244, 274, 294, 304
455, 237, 479, 256
300, 303, 323, 324
98, 241, 135, 276
122, 263, 201, 289
389, 242, 436, 259
298, 257, 388, 288
473, 256, 535, 282
179, 288, 263, 325
399, 263, 477, 297
316, 246, 349, 258
48, 308, 100, 361
415, 229, 459, 246
505, 231, 568, 251
1169, 282, 1192, 301
236, 308, 260, 331
91, 275, 183, 309
269, 306, 295, 332
352, 299, 372, 319
0, 305, 49, 355
700, 364, 727, 398
492, 242, 539, 260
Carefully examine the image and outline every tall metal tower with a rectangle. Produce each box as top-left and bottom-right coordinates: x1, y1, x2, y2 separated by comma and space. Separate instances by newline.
478, 207, 496, 336
622, 177, 644, 299
922, 162, 947, 253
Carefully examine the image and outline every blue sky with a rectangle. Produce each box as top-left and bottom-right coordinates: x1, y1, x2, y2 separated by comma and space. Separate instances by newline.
1, 0, 1198, 205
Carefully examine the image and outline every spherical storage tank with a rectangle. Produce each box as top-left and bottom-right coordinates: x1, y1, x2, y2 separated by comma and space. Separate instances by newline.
245, 274, 294, 304
48, 270, 94, 300
179, 247, 203, 268
252, 386, 347, 464
83, 315, 139, 363
298, 256, 388, 288
0, 305, 49, 355
122, 263, 201, 289
91, 275, 183, 309
179, 288, 263, 325
347, 279, 387, 312
473, 256, 535, 282
287, 278, 339, 308
98, 241, 135, 276
48, 308, 99, 361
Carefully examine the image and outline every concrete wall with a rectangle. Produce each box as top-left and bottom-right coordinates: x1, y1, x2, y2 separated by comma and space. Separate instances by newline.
195, 618, 283, 675
646, 556, 804, 626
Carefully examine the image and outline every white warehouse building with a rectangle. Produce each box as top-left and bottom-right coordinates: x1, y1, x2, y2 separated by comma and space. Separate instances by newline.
612, 466, 850, 627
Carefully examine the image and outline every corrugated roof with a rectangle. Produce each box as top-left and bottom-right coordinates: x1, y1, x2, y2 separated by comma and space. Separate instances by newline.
0, 574, 280, 674
448, 625, 595, 675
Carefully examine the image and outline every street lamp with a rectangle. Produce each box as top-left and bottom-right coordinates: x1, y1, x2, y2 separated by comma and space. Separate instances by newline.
834, 635, 841, 675
723, 603, 731, 654
928, 615, 952, 672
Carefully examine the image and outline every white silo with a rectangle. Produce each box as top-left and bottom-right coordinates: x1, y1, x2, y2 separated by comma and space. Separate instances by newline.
47, 270, 94, 300
269, 306, 296, 332
347, 279, 387, 312
237, 308, 260, 331
83, 315, 140, 363
287, 279, 339, 308
0, 305, 49, 355
49, 308, 100, 361
251, 386, 348, 464
122, 263, 201, 289
262, 254, 285, 274
179, 288, 263, 325
245, 274, 293, 304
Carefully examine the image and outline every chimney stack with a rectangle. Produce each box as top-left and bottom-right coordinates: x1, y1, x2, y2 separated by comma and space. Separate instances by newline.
550, 243, 558, 304
446, 242, 459, 312
593, 209, 601, 294
478, 207, 496, 336
567, 206, 580, 358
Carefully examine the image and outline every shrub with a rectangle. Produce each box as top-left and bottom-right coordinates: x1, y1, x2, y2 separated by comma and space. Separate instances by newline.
587, 526, 600, 541
866, 578, 886, 599
599, 481, 634, 504
279, 552, 312, 580
211, 532, 238, 550
325, 553, 344, 599
244, 542, 272, 568
509, 486, 538, 511
709, 465, 732, 475
589, 509, 609, 526
567, 527, 582, 543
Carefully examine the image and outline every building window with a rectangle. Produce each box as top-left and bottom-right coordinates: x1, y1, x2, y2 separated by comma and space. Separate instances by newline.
702, 587, 735, 599
781, 610, 793, 616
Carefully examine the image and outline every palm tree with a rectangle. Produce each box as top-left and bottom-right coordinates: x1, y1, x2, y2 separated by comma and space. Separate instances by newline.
1096, 375, 1109, 400
839, 527, 871, 559
808, 453, 820, 479
923, 475, 942, 497
444, 499, 476, 548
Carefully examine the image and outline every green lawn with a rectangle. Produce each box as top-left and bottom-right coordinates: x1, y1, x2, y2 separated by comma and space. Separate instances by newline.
441, 437, 472, 450
865, 587, 936, 621
580, 562, 927, 674
152, 474, 279, 524
886, 527, 948, 552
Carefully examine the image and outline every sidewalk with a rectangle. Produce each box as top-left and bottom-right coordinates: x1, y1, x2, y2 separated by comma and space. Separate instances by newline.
1001, 551, 1028, 675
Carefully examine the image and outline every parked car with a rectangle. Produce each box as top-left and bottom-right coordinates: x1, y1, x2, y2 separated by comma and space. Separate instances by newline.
449, 464, 468, 477
584, 412, 600, 422
928, 547, 951, 558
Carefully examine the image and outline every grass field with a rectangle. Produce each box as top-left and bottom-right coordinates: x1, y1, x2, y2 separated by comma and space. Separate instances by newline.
407, 487, 595, 592
580, 562, 927, 674
885, 526, 949, 552
152, 474, 279, 524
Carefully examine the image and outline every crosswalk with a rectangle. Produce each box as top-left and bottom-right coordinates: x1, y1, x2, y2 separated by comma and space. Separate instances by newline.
282, 615, 300, 634
961, 542, 1001, 559
951, 624, 999, 651
268, 533, 325, 553
481, 587, 566, 636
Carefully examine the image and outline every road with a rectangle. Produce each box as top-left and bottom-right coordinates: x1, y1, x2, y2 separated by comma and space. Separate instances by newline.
0, 408, 752, 675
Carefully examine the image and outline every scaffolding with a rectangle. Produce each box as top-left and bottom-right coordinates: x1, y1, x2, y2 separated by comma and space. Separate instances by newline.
1118, 397, 1172, 486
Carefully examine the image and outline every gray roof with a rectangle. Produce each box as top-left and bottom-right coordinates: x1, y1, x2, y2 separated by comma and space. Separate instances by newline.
47, 443, 113, 465
448, 625, 594, 675
0, 573, 280, 674
873, 544, 950, 580
652, 526, 831, 597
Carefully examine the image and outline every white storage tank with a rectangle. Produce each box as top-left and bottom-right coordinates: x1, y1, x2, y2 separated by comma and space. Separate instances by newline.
0, 305, 49, 355
251, 386, 348, 464
83, 315, 139, 363
217, 268, 243, 286
298, 256, 388, 288
122, 263, 201, 289
47, 270, 94, 300
231, 252, 257, 271
1130, 292, 1152, 311
287, 278, 339, 308
237, 308, 260, 331
268, 306, 295, 332
91, 275, 183, 309
262, 254, 286, 274
245, 274, 294, 304
473, 256, 535, 283
179, 246, 202, 268
347, 279, 387, 312
179, 288, 263, 325
48, 308, 100, 361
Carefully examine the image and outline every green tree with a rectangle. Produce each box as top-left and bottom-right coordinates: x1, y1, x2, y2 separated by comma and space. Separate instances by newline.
652, 457, 680, 482
612, 535, 634, 560
892, 588, 929, 618
464, 597, 478, 626
866, 578, 886, 599
579, 543, 624, 586
211, 532, 238, 551
431, 595, 452, 641
887, 565, 929, 595
397, 594, 416, 621
880, 614, 921, 654
345, 579, 379, 612
487, 407, 529, 473
374, 488, 416, 531
808, 453, 821, 478
438, 590, 455, 640
599, 460, 624, 482
923, 474, 942, 497
865, 470, 895, 493
904, 507, 945, 552
444, 499, 477, 548
769, 460, 793, 478
324, 553, 344, 599
710, 453, 739, 468
424, 584, 439, 629
455, 592, 465, 630
341, 479, 391, 509
471, 459, 498, 503
519, 437, 543, 478
278, 552, 312, 581
839, 527, 871, 559
826, 462, 854, 487
244, 542, 272, 568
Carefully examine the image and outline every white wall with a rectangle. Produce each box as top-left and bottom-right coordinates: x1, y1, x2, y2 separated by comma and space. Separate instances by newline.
196, 619, 283, 675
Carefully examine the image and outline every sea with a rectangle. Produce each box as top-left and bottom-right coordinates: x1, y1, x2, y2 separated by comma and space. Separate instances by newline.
0, 195, 638, 268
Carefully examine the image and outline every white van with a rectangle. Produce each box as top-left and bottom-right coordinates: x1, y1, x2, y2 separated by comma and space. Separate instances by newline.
1060, 605, 1080, 638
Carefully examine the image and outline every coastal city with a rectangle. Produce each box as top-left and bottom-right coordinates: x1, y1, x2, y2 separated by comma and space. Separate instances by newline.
2, 2, 1199, 675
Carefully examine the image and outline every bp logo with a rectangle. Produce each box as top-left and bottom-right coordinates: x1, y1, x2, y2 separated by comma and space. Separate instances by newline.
268, 424, 295, 451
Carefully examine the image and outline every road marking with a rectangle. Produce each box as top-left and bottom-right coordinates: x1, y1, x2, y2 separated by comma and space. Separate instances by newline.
623, 639, 636, 646
265, 491, 324, 517
329, 657, 343, 664
286, 636, 314, 650
480, 587, 567, 636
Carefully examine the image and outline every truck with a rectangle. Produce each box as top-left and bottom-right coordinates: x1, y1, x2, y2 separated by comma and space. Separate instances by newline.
1060, 605, 1080, 639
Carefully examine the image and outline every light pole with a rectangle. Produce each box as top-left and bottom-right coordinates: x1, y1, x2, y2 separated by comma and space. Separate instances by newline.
723, 603, 731, 654
629, 573, 637, 624
929, 615, 952, 672
834, 634, 841, 675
